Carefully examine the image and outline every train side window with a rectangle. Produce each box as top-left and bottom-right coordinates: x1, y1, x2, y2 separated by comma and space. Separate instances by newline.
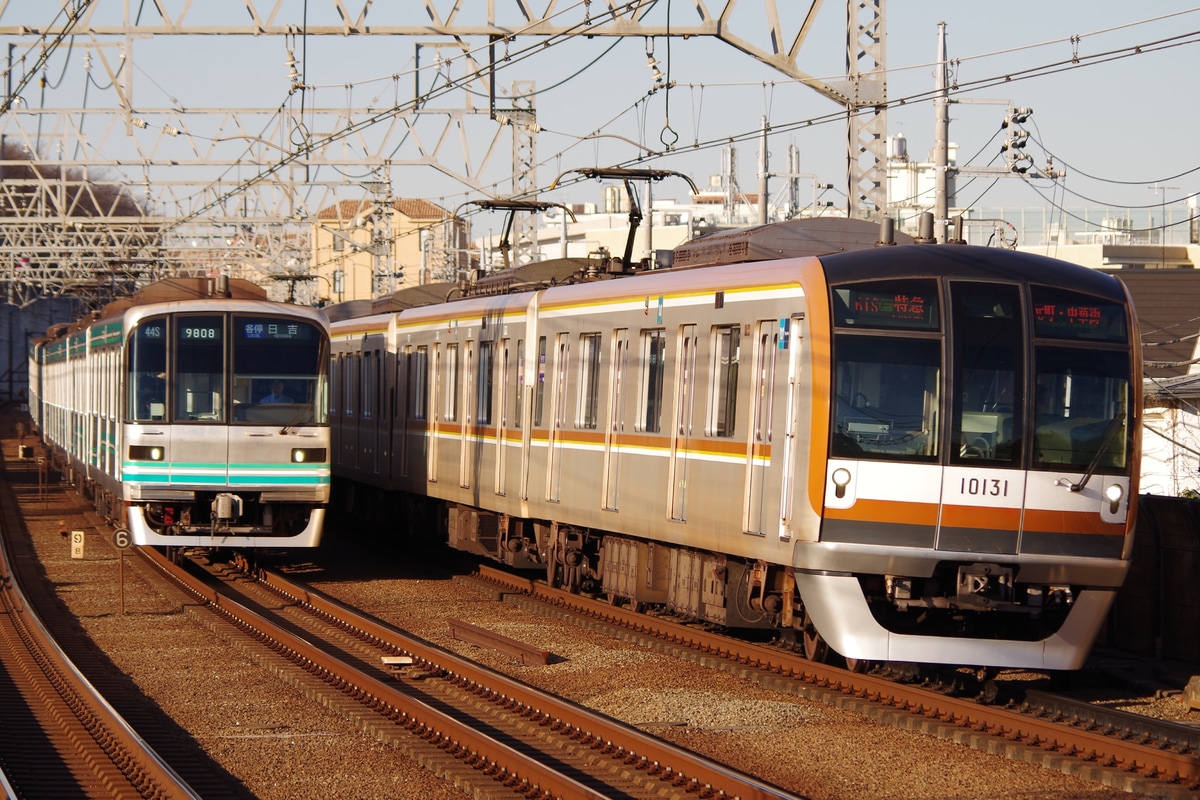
610, 328, 629, 434
533, 336, 547, 426
362, 349, 375, 419
513, 338, 523, 429
445, 343, 460, 422
552, 333, 570, 428
576, 332, 601, 429
393, 351, 404, 421
676, 325, 697, 436
410, 346, 428, 420
706, 324, 740, 437
636, 329, 666, 433
477, 340, 494, 425
329, 354, 339, 416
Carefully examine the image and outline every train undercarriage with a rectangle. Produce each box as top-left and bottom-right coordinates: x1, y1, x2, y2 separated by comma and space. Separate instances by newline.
331, 477, 1081, 671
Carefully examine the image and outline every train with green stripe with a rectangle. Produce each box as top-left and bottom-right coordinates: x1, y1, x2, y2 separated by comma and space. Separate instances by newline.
26, 277, 331, 549
327, 215, 1141, 674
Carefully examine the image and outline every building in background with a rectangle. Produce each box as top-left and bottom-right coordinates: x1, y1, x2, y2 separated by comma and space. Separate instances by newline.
310, 198, 468, 304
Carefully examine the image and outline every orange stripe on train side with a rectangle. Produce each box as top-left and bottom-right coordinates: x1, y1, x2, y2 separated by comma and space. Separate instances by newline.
1022, 508, 1127, 536
823, 498, 939, 526
940, 505, 1022, 529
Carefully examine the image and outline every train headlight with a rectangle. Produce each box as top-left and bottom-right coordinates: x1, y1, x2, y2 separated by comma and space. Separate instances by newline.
129, 445, 164, 462
291, 447, 327, 464
832, 467, 852, 499
1105, 483, 1124, 514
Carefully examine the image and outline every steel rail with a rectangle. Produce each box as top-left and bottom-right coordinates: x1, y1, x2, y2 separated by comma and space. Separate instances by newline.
474, 564, 1200, 790
241, 555, 801, 800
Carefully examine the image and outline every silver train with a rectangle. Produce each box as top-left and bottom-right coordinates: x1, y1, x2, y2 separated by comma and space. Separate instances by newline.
26, 277, 331, 549
328, 217, 1141, 671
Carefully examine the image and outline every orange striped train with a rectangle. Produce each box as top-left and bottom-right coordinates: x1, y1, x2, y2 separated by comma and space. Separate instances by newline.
329, 218, 1140, 671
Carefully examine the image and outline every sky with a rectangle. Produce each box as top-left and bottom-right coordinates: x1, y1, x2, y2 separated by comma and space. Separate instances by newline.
1, 1, 1198, 239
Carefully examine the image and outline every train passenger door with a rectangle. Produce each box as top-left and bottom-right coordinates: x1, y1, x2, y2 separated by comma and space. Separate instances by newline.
460, 340, 479, 489
745, 320, 781, 535
668, 325, 697, 521
602, 329, 628, 510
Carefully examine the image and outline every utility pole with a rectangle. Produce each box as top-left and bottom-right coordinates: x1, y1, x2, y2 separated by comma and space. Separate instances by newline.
757, 116, 769, 225
933, 22, 950, 243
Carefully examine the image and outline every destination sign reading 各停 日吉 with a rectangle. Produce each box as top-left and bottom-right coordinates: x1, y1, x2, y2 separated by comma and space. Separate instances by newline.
241, 321, 305, 340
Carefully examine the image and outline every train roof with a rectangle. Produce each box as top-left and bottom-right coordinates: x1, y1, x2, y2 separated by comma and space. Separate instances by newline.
672, 217, 913, 270
819, 243, 1129, 300
323, 282, 457, 322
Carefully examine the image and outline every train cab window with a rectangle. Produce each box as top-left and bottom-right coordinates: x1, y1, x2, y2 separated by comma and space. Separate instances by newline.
577, 332, 602, 429
128, 316, 167, 421
232, 315, 328, 424
833, 336, 940, 459
949, 283, 1022, 466
1028, 285, 1132, 471
706, 325, 740, 437
831, 278, 940, 460
174, 315, 225, 422
636, 329, 666, 433
1032, 348, 1131, 471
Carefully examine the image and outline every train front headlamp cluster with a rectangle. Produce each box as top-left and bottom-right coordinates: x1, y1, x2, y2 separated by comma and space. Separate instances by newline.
129, 445, 164, 461
1105, 483, 1124, 514
291, 447, 327, 464
831, 467, 852, 499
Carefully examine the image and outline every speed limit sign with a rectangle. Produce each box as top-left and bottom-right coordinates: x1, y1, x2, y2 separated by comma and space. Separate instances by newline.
112, 528, 132, 549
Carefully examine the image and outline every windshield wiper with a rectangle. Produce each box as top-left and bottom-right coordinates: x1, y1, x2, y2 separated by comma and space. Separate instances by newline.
1060, 416, 1126, 492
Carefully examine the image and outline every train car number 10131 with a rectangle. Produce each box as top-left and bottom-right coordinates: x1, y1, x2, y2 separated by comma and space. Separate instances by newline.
960, 477, 1009, 498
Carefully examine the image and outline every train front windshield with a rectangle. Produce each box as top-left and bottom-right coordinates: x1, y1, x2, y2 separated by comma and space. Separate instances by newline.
127, 313, 329, 424
830, 279, 1132, 472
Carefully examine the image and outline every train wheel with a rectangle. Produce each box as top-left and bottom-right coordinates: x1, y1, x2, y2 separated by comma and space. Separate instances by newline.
801, 610, 828, 663
843, 657, 867, 673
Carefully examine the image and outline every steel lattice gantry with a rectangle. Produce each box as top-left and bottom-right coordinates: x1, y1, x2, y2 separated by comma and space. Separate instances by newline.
0, 0, 886, 306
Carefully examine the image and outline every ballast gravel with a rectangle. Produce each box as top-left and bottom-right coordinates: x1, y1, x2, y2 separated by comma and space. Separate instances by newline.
8, 469, 1145, 800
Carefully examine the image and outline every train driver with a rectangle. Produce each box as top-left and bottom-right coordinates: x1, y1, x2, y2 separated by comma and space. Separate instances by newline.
260, 380, 293, 404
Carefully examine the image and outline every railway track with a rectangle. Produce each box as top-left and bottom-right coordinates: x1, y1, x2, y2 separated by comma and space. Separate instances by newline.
139, 546, 801, 800
468, 565, 1200, 799
0, 440, 202, 799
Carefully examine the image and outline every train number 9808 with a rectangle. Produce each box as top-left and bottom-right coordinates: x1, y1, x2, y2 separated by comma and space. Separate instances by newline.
182, 327, 219, 340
